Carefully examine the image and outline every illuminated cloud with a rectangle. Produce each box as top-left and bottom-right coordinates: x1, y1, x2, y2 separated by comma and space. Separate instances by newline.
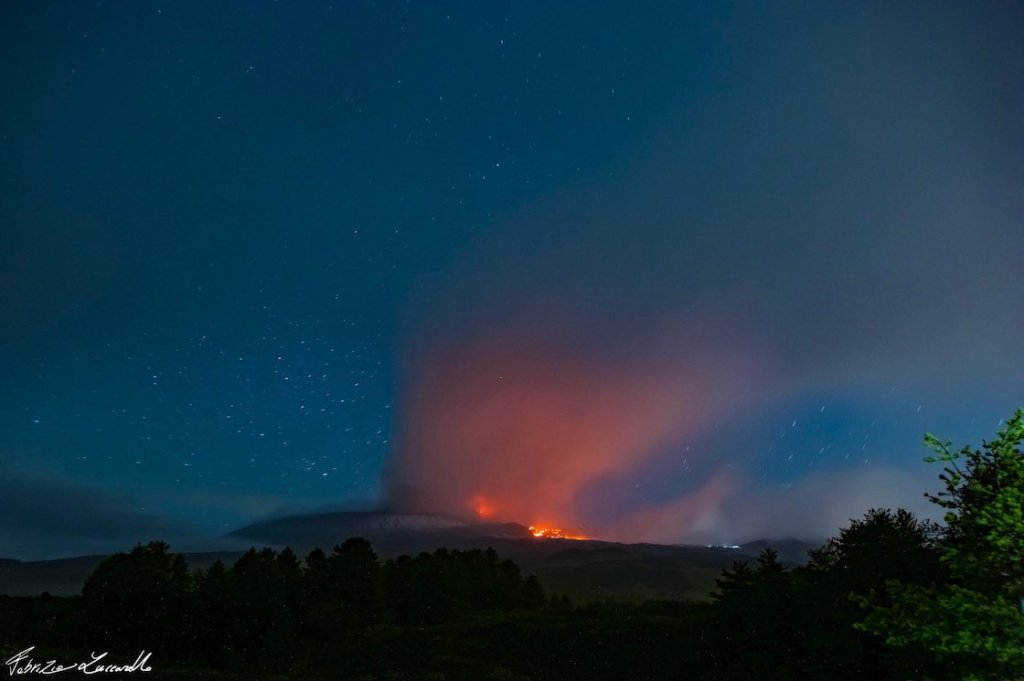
387, 324, 755, 537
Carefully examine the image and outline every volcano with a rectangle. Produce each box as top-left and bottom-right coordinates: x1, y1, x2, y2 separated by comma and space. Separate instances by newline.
221, 510, 816, 603
0, 508, 815, 601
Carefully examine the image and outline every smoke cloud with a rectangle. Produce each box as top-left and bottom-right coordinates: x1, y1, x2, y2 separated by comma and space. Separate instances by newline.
386, 1, 1023, 543
386, 325, 756, 537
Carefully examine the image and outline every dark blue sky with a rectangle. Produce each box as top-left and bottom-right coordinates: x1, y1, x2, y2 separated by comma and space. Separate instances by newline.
2, 2, 1022, 558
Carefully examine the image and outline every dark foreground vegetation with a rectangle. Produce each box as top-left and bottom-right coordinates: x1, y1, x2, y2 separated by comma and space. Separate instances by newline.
2, 411, 1022, 680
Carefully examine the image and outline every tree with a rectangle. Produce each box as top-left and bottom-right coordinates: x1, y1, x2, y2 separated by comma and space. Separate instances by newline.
802, 509, 942, 680
227, 547, 297, 659
327, 537, 381, 624
924, 410, 1024, 595
82, 541, 193, 654
756, 546, 785, 578
192, 559, 242, 666
300, 537, 383, 632
857, 409, 1024, 680
808, 507, 942, 594
712, 560, 754, 605
521, 574, 546, 610
709, 549, 804, 680
712, 549, 785, 606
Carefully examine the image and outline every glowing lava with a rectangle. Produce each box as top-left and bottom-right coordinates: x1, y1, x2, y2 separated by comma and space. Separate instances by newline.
472, 495, 496, 519
528, 525, 589, 540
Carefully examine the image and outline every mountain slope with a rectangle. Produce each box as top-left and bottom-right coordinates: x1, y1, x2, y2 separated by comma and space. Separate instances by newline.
0, 511, 817, 601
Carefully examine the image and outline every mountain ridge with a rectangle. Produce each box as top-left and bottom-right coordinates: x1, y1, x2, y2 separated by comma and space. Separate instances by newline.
1, 510, 817, 601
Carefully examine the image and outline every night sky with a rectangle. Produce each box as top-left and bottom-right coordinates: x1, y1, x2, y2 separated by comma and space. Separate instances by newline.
2, 2, 1022, 559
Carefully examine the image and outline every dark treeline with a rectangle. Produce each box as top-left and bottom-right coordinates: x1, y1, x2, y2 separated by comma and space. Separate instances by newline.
0, 514, 987, 680
1, 411, 1022, 680
2, 541, 561, 679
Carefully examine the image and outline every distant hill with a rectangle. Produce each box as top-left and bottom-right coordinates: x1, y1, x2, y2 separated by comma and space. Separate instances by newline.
0, 511, 817, 602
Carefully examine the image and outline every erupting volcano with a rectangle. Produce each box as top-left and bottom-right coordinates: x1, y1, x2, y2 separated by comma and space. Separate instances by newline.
471, 493, 590, 539
386, 328, 748, 543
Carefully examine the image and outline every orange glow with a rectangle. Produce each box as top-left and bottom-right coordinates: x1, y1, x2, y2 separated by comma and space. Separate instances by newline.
528, 525, 589, 540
388, 327, 751, 542
472, 495, 496, 519
390, 332, 705, 533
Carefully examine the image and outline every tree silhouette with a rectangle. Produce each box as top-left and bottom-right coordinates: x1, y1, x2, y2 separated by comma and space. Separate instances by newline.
712, 560, 754, 604
227, 547, 297, 659
858, 409, 1024, 679
192, 559, 242, 665
327, 537, 381, 625
708, 549, 805, 680
522, 574, 546, 610
798, 509, 941, 679
82, 541, 193, 654
808, 507, 942, 595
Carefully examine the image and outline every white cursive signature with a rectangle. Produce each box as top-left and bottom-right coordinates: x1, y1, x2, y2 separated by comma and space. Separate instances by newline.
5, 647, 153, 676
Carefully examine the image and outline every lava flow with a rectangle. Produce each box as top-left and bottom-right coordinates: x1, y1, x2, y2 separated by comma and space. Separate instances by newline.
528, 525, 589, 540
